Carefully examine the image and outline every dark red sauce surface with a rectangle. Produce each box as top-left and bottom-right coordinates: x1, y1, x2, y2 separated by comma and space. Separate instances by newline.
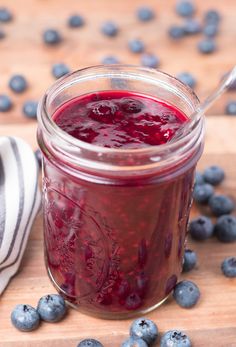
53, 91, 188, 149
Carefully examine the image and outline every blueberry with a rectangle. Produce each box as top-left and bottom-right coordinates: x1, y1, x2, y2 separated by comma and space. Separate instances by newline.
125, 292, 142, 310
23, 101, 38, 119
209, 195, 235, 216
101, 21, 118, 37
130, 318, 158, 345
128, 39, 145, 53
168, 25, 185, 39
9, 75, 28, 93
52, 63, 70, 79
160, 330, 192, 347
193, 183, 214, 204
214, 215, 236, 242
189, 216, 214, 240
197, 39, 216, 54
221, 257, 236, 278
121, 98, 143, 113
68, 14, 85, 28
183, 249, 197, 272
0, 94, 13, 112
141, 53, 160, 68
226, 101, 236, 116
77, 339, 104, 347
175, 1, 195, 17
37, 294, 67, 322
121, 337, 148, 347
137, 7, 155, 22
11, 304, 40, 332
194, 171, 205, 185
183, 19, 202, 35
203, 23, 218, 37
203, 165, 225, 185
173, 280, 200, 308
43, 29, 62, 45
101, 55, 120, 65
0, 29, 5, 39
176, 72, 196, 89
204, 10, 221, 24
0, 7, 13, 22
34, 149, 42, 169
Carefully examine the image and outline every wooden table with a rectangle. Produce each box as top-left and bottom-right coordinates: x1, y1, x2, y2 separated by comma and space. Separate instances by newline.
0, 0, 236, 346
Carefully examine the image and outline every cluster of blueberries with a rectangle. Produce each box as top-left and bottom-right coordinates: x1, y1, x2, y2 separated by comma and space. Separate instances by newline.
99, 4, 221, 65
11, 281, 200, 347
11, 303, 192, 347
168, 2, 220, 53
0, 3, 236, 116
0, 7, 73, 116
0, 8, 37, 116
0, 74, 38, 117
11, 294, 67, 332
109, 318, 191, 347
187, 165, 236, 278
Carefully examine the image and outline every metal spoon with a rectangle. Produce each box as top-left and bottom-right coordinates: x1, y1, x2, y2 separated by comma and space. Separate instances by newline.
177, 65, 236, 137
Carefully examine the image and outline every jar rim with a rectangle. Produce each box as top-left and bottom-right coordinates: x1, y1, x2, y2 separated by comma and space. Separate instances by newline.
38, 64, 201, 155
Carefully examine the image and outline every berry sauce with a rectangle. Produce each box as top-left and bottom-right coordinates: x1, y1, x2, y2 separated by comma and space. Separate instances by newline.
53, 91, 188, 148
43, 91, 196, 317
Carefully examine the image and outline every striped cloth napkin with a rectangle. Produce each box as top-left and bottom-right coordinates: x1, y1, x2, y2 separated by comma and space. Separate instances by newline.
0, 136, 41, 295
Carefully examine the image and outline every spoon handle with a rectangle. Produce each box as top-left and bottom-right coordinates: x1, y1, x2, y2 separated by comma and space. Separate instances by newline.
196, 65, 236, 119
171, 66, 236, 142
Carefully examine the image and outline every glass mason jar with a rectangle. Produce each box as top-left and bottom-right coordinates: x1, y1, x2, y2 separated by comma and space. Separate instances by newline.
37, 65, 204, 319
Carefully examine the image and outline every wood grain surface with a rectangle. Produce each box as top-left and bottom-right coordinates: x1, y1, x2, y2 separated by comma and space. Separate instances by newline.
0, 0, 236, 346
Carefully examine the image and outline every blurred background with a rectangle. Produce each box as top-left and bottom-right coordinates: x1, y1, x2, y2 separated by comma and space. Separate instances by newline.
0, 0, 235, 125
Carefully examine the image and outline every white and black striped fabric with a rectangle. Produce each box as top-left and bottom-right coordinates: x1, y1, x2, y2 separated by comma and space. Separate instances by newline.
0, 136, 41, 295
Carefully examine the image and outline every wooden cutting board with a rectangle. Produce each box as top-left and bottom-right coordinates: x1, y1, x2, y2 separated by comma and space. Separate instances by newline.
0, 117, 236, 347
0, 0, 236, 345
